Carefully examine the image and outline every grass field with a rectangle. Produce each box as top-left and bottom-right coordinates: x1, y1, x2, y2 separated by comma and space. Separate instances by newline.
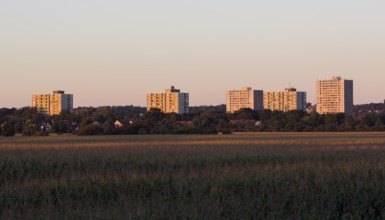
1, 133, 385, 219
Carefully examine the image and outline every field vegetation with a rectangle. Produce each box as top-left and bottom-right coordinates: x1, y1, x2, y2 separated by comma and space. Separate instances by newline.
0, 133, 385, 218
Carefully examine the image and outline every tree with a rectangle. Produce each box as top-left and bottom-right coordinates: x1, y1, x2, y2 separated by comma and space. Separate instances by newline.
230, 108, 258, 120
361, 113, 377, 131
143, 109, 165, 122
342, 115, 356, 131
374, 118, 385, 131
192, 111, 218, 134
324, 114, 338, 131
22, 120, 38, 136
269, 113, 286, 132
51, 118, 68, 133
1, 121, 15, 137
103, 119, 116, 135
304, 112, 324, 128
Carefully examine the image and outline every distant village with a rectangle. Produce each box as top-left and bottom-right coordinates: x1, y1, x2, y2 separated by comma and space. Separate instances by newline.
1, 76, 385, 136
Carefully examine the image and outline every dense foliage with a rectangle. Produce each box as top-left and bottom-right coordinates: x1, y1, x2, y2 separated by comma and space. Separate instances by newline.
1, 105, 385, 136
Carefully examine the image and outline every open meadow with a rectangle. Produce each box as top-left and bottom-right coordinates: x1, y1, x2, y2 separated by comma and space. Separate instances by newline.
0, 133, 385, 219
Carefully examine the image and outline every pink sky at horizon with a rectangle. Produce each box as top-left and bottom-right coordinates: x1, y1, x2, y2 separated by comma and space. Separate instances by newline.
1, 1, 385, 108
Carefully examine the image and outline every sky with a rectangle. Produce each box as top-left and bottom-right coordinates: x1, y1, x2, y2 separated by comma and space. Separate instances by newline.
1, 0, 385, 107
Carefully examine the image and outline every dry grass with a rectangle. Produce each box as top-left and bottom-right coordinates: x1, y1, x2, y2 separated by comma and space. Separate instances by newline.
0, 133, 385, 219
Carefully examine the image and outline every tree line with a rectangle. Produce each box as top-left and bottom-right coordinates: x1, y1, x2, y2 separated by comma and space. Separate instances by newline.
1, 105, 385, 137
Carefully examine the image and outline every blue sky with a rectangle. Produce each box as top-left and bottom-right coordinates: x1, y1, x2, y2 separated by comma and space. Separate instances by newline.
1, 1, 385, 107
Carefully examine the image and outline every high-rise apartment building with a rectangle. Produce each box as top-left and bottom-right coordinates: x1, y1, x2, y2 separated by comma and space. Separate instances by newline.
264, 88, 307, 112
226, 87, 263, 113
147, 86, 189, 114
32, 90, 73, 116
316, 76, 353, 114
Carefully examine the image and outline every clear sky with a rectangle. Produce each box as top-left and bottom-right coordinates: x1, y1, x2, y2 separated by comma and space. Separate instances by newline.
1, 0, 385, 107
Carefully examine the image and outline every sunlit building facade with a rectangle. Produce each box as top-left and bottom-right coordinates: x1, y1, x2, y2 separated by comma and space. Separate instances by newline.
264, 88, 307, 112
316, 76, 353, 114
147, 86, 189, 114
32, 90, 73, 116
226, 87, 263, 113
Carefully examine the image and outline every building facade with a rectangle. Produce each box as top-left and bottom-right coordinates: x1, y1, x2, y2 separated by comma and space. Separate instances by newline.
226, 87, 263, 113
32, 90, 73, 116
316, 76, 353, 114
147, 86, 189, 114
264, 88, 307, 112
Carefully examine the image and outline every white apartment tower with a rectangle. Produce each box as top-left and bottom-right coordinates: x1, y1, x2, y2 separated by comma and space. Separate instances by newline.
226, 87, 264, 113
147, 86, 189, 114
32, 90, 73, 116
264, 88, 307, 112
316, 76, 353, 114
